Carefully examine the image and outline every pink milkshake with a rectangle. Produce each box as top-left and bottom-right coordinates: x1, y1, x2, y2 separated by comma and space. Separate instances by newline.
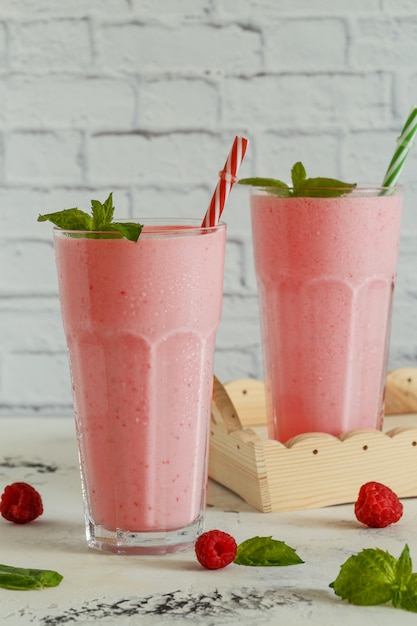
54, 219, 226, 553
250, 188, 402, 443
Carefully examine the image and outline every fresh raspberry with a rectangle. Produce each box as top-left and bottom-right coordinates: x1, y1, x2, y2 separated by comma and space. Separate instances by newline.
0, 482, 44, 524
195, 529, 237, 570
354, 481, 403, 528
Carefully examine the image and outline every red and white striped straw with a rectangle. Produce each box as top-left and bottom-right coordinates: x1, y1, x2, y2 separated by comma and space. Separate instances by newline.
201, 136, 249, 227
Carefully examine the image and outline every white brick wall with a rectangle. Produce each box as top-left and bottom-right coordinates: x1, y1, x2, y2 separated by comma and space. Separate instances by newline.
0, 0, 416, 415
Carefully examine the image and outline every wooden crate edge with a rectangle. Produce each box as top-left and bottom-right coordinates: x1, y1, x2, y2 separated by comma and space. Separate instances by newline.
210, 373, 417, 512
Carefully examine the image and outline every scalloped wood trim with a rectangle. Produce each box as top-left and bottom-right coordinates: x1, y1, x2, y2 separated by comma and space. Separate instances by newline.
208, 372, 417, 512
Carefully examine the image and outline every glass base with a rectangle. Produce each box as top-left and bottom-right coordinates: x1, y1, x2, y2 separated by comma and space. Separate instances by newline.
85, 515, 204, 555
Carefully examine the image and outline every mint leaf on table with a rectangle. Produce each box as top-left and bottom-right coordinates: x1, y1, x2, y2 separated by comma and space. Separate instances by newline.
0, 563, 63, 590
234, 536, 303, 566
37, 192, 142, 242
393, 544, 413, 608
239, 161, 356, 198
330, 544, 417, 612
398, 573, 417, 612
330, 548, 396, 606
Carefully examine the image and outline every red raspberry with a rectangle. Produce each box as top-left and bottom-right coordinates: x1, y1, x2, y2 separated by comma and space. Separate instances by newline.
0, 482, 44, 524
195, 529, 237, 570
354, 481, 403, 528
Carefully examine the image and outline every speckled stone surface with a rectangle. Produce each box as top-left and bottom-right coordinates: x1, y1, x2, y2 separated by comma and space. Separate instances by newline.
1, 417, 417, 625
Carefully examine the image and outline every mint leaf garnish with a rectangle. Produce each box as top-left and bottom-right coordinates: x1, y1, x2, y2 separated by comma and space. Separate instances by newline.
38, 192, 142, 242
91, 193, 115, 229
294, 177, 356, 198
109, 222, 143, 241
330, 544, 417, 612
291, 161, 307, 187
37, 208, 93, 230
234, 536, 303, 567
239, 161, 356, 198
0, 563, 63, 590
238, 177, 291, 197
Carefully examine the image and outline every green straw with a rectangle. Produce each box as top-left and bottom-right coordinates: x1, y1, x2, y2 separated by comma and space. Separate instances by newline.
381, 106, 417, 190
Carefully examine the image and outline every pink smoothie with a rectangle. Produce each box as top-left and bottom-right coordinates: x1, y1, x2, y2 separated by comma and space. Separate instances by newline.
54, 222, 226, 534
250, 189, 402, 442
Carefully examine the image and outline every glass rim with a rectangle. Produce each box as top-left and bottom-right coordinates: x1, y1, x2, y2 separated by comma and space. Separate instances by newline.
53, 218, 226, 238
249, 185, 403, 196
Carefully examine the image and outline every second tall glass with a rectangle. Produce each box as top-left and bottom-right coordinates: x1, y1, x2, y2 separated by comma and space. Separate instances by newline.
250, 187, 403, 443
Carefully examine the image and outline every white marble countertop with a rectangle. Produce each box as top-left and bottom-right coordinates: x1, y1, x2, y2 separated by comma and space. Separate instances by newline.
1, 417, 417, 625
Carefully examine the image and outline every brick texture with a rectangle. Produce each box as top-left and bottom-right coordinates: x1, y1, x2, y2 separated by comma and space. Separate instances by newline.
0, 0, 416, 414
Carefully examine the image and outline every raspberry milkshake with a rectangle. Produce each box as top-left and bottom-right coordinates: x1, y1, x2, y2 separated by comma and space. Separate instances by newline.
54, 219, 226, 553
250, 188, 402, 443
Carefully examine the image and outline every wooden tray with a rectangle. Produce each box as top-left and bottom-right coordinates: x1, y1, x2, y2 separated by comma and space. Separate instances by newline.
208, 368, 417, 512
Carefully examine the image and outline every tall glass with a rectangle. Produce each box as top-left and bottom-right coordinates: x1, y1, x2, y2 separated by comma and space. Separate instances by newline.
250, 187, 402, 443
53, 219, 226, 554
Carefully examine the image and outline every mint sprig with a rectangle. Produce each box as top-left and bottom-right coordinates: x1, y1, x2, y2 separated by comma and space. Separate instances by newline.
0, 563, 63, 590
239, 161, 356, 198
37, 193, 142, 242
234, 536, 303, 567
330, 545, 417, 612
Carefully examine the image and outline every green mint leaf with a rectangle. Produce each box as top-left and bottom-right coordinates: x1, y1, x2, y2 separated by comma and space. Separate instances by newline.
396, 544, 413, 582
37, 208, 93, 230
238, 178, 291, 197
91, 192, 115, 229
107, 222, 143, 243
0, 572, 42, 590
291, 161, 307, 187
295, 177, 357, 198
238, 177, 289, 188
393, 544, 413, 608
330, 548, 397, 606
234, 536, 303, 567
0, 564, 63, 590
37, 193, 142, 242
399, 573, 417, 612
239, 162, 356, 198
91, 200, 105, 229
101, 191, 115, 223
